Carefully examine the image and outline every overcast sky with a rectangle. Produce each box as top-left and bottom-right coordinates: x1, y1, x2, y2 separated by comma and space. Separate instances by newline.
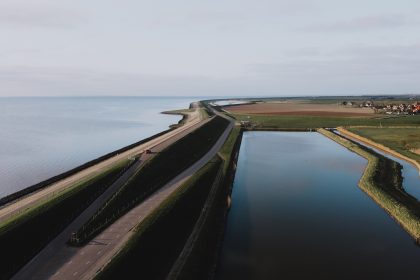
1, 0, 420, 97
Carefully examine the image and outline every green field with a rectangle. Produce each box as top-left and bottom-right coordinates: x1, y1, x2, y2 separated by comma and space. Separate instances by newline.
234, 114, 420, 129
348, 127, 420, 164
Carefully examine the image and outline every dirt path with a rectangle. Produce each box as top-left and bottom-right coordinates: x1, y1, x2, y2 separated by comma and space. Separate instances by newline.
0, 107, 202, 223
337, 127, 420, 174
13, 116, 234, 280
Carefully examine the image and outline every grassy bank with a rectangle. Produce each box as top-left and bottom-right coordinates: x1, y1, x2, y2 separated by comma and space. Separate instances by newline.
96, 126, 243, 280
234, 114, 420, 129
319, 129, 420, 241
95, 157, 223, 280
171, 126, 243, 280
72, 116, 230, 244
0, 159, 131, 280
346, 127, 420, 165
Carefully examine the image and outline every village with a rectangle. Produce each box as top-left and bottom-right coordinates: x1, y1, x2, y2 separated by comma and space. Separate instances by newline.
342, 100, 420, 115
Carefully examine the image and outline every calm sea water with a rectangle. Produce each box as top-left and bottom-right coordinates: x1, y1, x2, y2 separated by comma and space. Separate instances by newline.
0, 97, 199, 198
217, 131, 420, 280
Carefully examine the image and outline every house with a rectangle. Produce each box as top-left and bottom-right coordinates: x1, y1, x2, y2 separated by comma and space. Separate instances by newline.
413, 102, 420, 114
240, 120, 252, 128
364, 101, 373, 107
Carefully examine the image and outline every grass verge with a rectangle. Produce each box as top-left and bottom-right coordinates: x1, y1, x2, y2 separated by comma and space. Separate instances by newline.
170, 126, 243, 280
95, 157, 223, 280
0, 159, 131, 280
72, 116, 230, 244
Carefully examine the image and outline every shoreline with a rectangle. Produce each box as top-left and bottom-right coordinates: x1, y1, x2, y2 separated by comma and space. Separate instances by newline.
0, 109, 199, 223
319, 128, 420, 242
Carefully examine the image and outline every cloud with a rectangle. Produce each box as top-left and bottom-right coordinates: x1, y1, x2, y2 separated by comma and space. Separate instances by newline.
0, 1, 87, 28
249, 43, 420, 77
0, 66, 239, 96
304, 14, 408, 32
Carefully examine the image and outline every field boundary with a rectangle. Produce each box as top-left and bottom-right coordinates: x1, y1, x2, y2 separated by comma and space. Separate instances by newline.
337, 127, 420, 173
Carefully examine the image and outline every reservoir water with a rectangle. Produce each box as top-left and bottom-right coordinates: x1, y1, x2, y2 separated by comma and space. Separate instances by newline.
0, 96, 197, 198
217, 131, 420, 280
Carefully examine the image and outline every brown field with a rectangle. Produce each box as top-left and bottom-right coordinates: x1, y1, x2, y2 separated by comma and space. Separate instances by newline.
224, 102, 375, 117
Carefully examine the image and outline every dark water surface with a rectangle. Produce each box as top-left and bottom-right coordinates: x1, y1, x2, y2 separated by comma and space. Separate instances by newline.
0, 96, 197, 197
217, 131, 420, 280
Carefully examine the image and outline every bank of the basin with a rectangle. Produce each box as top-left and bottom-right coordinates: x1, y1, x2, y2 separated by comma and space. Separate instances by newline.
216, 131, 420, 280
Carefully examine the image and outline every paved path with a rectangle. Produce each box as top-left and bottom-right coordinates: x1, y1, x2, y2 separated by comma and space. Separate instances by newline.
12, 112, 213, 280
0, 108, 202, 223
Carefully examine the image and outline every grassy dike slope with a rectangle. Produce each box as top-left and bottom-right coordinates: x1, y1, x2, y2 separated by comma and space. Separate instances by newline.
95, 157, 223, 280
319, 129, 420, 241
73, 116, 230, 244
96, 126, 242, 280
0, 160, 131, 280
168, 126, 242, 280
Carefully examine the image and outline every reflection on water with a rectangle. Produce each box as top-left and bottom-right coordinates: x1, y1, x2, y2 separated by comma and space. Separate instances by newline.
217, 132, 420, 280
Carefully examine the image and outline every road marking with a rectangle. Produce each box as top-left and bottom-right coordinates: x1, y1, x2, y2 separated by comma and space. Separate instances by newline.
97, 251, 102, 255
73, 271, 78, 276
86, 261, 91, 265
68, 261, 73, 265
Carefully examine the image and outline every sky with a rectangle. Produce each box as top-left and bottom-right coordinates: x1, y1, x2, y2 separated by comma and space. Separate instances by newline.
1, 0, 420, 97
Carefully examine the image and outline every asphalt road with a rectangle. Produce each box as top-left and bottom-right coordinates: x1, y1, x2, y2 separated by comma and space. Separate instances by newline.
13, 115, 233, 280
0, 108, 202, 223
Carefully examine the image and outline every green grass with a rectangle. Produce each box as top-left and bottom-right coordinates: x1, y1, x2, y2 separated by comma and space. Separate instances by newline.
347, 127, 420, 164
234, 114, 420, 129
319, 129, 420, 240
173, 126, 242, 280
73, 116, 230, 244
0, 160, 130, 280
198, 108, 209, 119
219, 126, 241, 171
96, 125, 242, 280
95, 157, 223, 280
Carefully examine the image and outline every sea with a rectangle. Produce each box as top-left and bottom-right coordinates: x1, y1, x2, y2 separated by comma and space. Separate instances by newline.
0, 96, 203, 198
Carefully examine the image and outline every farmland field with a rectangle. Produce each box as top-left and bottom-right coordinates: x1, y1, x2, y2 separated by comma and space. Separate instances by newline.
347, 127, 420, 163
224, 102, 374, 117
232, 113, 420, 129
